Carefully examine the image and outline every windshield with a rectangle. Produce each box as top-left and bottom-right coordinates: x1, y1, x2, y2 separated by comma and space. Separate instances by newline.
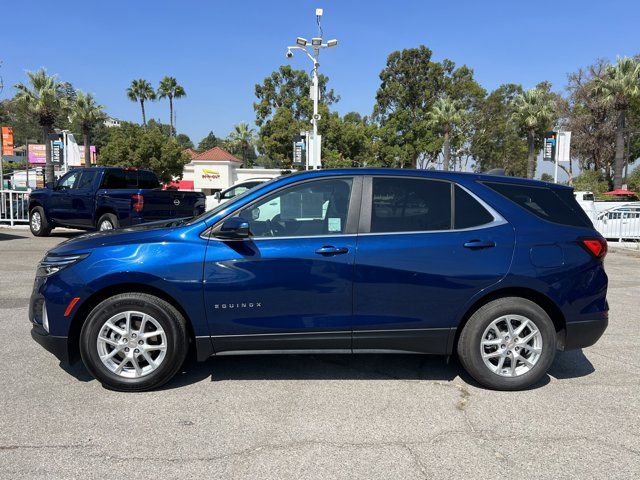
185, 176, 282, 226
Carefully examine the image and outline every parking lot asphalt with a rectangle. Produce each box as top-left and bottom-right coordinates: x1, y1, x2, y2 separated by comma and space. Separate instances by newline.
0, 228, 638, 479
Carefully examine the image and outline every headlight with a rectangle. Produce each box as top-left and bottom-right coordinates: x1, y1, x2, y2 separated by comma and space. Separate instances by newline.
37, 253, 89, 277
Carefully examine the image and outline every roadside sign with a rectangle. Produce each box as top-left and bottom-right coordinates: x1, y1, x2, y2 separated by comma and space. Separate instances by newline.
1, 126, 14, 156
293, 134, 306, 166
52, 140, 64, 165
556, 131, 571, 162
28, 144, 46, 164
543, 132, 556, 162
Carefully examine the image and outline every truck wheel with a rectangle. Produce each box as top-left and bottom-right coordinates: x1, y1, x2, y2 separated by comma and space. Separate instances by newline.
30, 207, 52, 237
80, 293, 189, 392
97, 213, 118, 231
457, 297, 557, 391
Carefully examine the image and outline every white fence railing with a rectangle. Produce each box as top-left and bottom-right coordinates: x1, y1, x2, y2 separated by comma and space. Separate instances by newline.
593, 217, 640, 241
0, 190, 30, 226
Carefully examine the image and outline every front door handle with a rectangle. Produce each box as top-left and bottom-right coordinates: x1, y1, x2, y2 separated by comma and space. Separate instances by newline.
315, 246, 349, 256
463, 240, 496, 249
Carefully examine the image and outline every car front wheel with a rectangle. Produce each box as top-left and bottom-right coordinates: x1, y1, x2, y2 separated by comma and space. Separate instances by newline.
457, 297, 557, 390
80, 293, 189, 391
97, 213, 119, 231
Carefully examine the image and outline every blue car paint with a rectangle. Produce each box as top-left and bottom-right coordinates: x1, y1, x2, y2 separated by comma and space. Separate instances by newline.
29, 168, 608, 362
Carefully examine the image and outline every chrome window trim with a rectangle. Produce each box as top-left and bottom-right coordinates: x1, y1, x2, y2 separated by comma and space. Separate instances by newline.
201, 175, 507, 240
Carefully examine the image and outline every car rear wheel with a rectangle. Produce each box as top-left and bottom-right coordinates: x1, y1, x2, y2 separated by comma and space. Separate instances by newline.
80, 293, 189, 391
29, 207, 52, 237
457, 297, 557, 390
97, 213, 118, 231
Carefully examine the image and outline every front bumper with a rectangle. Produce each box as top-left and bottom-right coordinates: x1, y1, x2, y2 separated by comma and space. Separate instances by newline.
31, 323, 69, 363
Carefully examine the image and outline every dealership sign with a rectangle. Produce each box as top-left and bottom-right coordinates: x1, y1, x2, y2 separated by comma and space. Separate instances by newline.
1, 126, 14, 156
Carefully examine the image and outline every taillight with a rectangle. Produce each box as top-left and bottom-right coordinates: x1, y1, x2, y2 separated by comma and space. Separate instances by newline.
581, 238, 607, 259
132, 194, 144, 213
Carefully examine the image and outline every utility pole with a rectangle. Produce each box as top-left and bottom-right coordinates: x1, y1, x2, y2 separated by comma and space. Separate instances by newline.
286, 8, 338, 170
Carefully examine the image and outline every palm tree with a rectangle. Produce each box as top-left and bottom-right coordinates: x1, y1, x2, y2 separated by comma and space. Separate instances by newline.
127, 79, 156, 126
512, 88, 555, 179
71, 92, 105, 167
228, 122, 255, 166
593, 57, 640, 189
429, 97, 466, 171
157, 76, 186, 136
14, 68, 65, 184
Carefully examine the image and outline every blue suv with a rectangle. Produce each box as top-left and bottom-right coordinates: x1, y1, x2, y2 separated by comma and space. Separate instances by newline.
29, 169, 608, 391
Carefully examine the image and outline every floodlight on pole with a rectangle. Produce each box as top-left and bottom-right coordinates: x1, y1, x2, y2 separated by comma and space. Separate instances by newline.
285, 9, 338, 170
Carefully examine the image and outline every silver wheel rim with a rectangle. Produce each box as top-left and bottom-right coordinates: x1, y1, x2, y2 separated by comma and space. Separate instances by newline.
480, 314, 543, 377
99, 220, 113, 231
96, 311, 167, 378
31, 211, 41, 232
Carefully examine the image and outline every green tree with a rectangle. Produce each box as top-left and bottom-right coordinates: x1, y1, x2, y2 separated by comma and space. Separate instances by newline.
428, 96, 467, 171
627, 166, 640, 192
175, 133, 193, 149
14, 68, 66, 183
197, 131, 220, 151
71, 92, 105, 166
254, 65, 338, 165
572, 170, 610, 197
322, 112, 377, 168
471, 84, 528, 176
593, 57, 640, 189
512, 87, 556, 179
127, 79, 156, 126
373, 46, 485, 168
562, 60, 616, 176
227, 122, 256, 166
98, 122, 188, 183
157, 76, 186, 136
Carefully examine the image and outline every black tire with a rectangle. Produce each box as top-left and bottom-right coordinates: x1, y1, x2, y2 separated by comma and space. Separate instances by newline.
80, 293, 189, 392
29, 206, 52, 237
457, 297, 557, 391
97, 213, 118, 231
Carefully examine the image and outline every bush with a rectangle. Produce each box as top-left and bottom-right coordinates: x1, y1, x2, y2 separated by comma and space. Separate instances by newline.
572, 170, 610, 199
627, 166, 640, 193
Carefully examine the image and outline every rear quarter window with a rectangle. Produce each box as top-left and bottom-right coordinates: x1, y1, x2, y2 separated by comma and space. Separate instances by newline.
483, 182, 592, 228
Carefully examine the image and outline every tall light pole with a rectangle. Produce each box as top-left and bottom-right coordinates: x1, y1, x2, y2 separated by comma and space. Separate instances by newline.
286, 8, 338, 170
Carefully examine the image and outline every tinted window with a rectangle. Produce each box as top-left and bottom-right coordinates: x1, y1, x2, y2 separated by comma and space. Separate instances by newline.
370, 178, 451, 233
484, 182, 592, 228
240, 178, 353, 238
454, 186, 494, 229
138, 171, 160, 189
76, 170, 97, 190
102, 170, 138, 189
58, 171, 80, 190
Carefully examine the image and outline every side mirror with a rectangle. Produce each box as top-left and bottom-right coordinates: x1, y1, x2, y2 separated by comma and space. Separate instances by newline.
215, 191, 221, 201
215, 217, 250, 239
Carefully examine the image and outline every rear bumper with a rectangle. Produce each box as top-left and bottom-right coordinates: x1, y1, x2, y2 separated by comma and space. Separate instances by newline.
561, 317, 608, 350
31, 324, 69, 363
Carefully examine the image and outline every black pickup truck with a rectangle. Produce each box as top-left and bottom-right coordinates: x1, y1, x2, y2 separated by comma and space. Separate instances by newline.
28, 167, 205, 236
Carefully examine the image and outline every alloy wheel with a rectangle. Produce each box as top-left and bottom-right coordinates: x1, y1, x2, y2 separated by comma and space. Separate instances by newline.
31, 211, 41, 232
96, 311, 167, 378
480, 314, 543, 377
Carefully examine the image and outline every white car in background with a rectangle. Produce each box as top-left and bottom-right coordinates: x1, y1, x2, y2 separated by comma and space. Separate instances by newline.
595, 203, 640, 240
574, 191, 598, 223
205, 178, 271, 211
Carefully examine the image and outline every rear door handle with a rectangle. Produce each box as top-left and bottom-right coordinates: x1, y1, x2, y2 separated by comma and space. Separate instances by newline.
463, 240, 496, 249
315, 246, 349, 255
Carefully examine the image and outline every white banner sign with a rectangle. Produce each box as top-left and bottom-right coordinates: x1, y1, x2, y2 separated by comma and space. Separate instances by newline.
556, 131, 571, 163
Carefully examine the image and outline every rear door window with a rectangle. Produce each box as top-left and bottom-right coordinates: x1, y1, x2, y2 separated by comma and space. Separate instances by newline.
483, 182, 592, 227
138, 171, 160, 189
370, 177, 452, 233
102, 170, 138, 189
454, 186, 494, 229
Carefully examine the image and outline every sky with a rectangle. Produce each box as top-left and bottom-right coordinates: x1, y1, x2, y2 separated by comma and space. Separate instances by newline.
2, 0, 640, 153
